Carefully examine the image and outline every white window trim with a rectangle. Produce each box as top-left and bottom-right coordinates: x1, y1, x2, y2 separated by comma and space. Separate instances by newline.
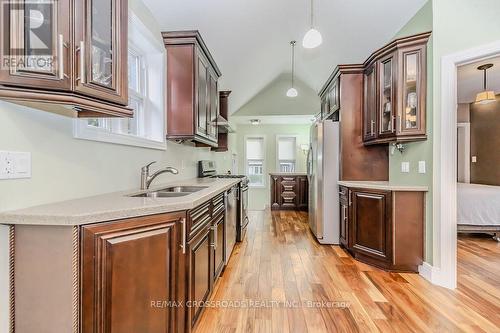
244, 135, 266, 188
276, 134, 298, 172
72, 11, 166, 151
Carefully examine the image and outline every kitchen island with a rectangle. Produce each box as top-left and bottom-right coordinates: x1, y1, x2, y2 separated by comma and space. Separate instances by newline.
0, 177, 241, 333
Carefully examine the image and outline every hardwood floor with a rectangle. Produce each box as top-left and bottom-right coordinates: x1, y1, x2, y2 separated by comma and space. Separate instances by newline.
194, 210, 500, 333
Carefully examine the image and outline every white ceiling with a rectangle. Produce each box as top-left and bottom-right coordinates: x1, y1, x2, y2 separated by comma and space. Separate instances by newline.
458, 56, 500, 103
143, 0, 427, 113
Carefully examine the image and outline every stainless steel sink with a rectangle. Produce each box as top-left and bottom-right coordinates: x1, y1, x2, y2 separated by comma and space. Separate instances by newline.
158, 186, 208, 193
129, 186, 208, 198
130, 191, 191, 198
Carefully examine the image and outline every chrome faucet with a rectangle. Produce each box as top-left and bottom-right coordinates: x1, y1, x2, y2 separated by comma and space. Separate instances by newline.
141, 162, 179, 190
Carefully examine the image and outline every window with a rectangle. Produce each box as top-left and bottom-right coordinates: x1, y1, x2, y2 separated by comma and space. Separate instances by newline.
277, 135, 297, 173
73, 13, 165, 150
245, 136, 265, 187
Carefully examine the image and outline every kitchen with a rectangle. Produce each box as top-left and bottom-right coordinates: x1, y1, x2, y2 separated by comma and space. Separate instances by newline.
1, 0, 499, 332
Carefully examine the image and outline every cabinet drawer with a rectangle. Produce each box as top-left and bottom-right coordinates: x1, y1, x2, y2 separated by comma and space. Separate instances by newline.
212, 192, 225, 217
188, 201, 212, 239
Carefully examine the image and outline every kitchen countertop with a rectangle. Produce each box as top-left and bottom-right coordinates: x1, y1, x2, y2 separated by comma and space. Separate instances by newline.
0, 178, 241, 226
269, 172, 307, 176
337, 181, 428, 192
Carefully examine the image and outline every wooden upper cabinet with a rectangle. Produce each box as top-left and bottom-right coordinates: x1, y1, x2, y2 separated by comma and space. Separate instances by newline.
377, 52, 396, 138
363, 64, 378, 142
163, 31, 221, 147
0, 0, 72, 90
81, 212, 186, 333
74, 0, 129, 105
0, 0, 132, 117
318, 76, 339, 121
362, 32, 430, 145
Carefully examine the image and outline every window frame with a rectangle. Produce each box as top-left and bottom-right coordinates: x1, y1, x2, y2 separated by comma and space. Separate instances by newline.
244, 135, 266, 188
72, 11, 166, 151
276, 135, 298, 173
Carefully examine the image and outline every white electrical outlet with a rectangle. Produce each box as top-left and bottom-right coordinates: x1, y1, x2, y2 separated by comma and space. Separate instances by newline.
0, 151, 31, 180
401, 161, 410, 173
471, 156, 477, 163
418, 161, 426, 174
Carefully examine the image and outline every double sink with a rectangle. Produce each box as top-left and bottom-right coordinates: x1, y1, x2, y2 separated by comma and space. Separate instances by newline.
130, 186, 208, 198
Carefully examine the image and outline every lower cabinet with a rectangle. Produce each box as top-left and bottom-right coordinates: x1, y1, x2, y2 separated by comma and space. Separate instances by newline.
339, 186, 425, 272
187, 221, 212, 329
270, 174, 309, 211
81, 211, 186, 333
212, 212, 225, 281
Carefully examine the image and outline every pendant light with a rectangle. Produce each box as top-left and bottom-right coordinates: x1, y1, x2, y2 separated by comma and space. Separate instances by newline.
286, 41, 298, 98
302, 0, 322, 49
475, 64, 496, 104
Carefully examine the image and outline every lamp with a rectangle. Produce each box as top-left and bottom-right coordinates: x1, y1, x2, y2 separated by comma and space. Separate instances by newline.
286, 41, 298, 98
302, 0, 322, 49
475, 64, 496, 105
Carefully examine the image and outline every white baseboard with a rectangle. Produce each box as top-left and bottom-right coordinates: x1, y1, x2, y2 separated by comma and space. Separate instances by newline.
418, 262, 434, 282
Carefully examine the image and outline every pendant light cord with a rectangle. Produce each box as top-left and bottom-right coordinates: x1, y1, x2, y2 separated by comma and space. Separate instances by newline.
291, 41, 296, 88
310, 0, 314, 28
483, 68, 487, 90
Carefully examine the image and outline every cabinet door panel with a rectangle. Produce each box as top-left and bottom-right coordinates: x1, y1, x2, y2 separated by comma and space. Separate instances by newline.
398, 46, 426, 137
74, 0, 128, 105
339, 201, 349, 248
196, 53, 209, 137
188, 225, 212, 328
81, 212, 184, 333
363, 64, 377, 141
212, 214, 225, 281
378, 55, 396, 137
297, 176, 309, 210
351, 190, 392, 262
207, 70, 218, 142
0, 0, 71, 90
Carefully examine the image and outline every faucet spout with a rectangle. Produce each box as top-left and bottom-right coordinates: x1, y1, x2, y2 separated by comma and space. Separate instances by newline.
140, 163, 179, 190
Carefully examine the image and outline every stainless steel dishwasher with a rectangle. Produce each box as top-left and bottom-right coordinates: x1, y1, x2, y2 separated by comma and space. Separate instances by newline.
225, 185, 238, 264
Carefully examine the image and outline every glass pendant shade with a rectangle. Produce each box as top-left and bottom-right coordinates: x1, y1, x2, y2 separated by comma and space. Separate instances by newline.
286, 87, 298, 97
475, 90, 496, 104
302, 28, 323, 49
475, 64, 496, 105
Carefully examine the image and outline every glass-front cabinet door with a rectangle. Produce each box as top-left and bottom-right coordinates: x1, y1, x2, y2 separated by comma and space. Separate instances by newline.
397, 46, 426, 137
196, 52, 209, 138
363, 64, 377, 142
0, 0, 71, 90
378, 54, 395, 137
207, 69, 218, 142
74, 0, 128, 105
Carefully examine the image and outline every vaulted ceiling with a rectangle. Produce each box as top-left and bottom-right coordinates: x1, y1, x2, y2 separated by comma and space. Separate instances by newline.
143, 0, 427, 114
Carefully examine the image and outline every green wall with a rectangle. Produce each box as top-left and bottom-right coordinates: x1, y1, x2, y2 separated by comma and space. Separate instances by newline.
236, 124, 311, 210
390, 0, 434, 262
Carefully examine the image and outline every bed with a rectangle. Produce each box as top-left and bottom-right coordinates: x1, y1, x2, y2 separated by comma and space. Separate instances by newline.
457, 183, 500, 240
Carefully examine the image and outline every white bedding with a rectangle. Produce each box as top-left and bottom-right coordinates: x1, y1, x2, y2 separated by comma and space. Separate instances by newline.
457, 183, 500, 226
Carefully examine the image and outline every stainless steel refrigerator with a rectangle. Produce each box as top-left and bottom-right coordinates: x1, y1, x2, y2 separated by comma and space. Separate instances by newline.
307, 120, 340, 244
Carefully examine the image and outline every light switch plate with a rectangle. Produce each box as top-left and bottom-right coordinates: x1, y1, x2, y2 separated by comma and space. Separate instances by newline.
418, 161, 426, 174
401, 161, 410, 173
0, 151, 31, 179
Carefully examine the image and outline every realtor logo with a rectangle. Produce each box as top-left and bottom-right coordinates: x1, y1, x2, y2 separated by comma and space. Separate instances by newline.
2, 0, 55, 71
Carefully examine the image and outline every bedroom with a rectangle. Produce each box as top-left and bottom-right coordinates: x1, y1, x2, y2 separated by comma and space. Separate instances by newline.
456, 56, 500, 289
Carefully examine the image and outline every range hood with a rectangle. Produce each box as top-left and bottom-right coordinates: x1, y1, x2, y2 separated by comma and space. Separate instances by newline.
216, 115, 235, 133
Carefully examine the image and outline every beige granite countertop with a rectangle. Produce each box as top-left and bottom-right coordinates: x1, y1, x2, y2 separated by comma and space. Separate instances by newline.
0, 178, 241, 226
337, 181, 428, 192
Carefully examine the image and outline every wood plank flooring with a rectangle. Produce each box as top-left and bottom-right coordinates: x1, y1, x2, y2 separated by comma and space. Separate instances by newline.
194, 210, 500, 333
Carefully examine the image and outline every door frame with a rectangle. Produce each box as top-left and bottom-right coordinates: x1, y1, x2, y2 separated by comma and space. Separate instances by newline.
456, 122, 470, 183
434, 39, 500, 289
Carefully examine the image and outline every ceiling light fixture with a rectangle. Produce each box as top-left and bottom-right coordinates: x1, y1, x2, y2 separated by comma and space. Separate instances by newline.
286, 41, 298, 98
475, 63, 496, 105
250, 119, 261, 125
302, 0, 322, 49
